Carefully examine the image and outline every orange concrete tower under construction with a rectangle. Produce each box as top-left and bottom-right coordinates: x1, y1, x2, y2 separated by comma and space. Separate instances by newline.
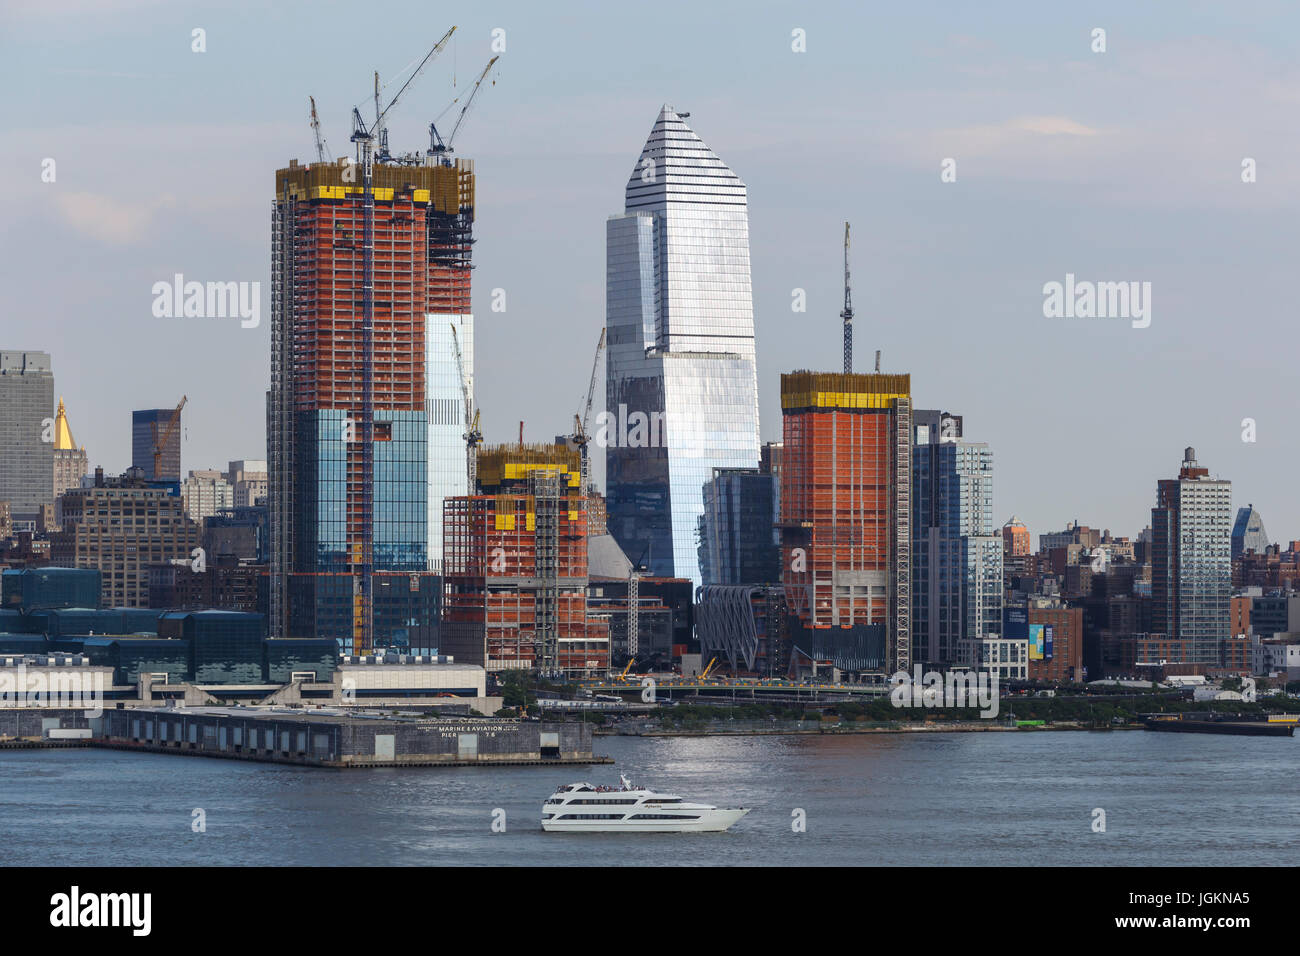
441, 444, 610, 678
779, 371, 913, 675
268, 157, 475, 652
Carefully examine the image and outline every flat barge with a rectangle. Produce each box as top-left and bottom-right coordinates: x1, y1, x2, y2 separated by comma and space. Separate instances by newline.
1142, 717, 1295, 737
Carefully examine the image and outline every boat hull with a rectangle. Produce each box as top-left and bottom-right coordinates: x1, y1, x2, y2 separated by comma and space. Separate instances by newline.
1142, 719, 1294, 737
543, 808, 749, 833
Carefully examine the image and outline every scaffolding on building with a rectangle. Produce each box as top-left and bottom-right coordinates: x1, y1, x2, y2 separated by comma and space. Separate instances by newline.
778, 371, 912, 675
441, 443, 609, 678
269, 158, 474, 651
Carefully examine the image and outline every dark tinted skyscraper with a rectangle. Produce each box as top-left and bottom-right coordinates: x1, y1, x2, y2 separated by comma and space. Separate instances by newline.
911, 410, 1001, 669
132, 407, 182, 482
698, 467, 779, 587
0, 351, 54, 525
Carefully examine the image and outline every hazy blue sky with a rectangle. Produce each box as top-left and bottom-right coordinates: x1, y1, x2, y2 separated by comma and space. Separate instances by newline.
4, 0, 1298, 546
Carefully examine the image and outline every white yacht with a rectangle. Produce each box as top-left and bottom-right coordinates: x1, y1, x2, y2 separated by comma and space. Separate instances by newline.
541, 775, 749, 833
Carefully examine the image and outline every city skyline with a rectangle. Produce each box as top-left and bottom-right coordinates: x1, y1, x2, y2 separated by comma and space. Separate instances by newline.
6, 2, 1299, 555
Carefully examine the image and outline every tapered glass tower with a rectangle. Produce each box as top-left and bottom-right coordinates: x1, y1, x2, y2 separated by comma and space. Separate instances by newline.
604, 106, 760, 586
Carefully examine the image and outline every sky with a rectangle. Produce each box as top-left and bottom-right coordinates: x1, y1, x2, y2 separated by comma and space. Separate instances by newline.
3, 0, 1299, 547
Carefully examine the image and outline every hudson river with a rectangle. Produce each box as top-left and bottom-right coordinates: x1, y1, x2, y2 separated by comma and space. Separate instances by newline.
4, 731, 1296, 866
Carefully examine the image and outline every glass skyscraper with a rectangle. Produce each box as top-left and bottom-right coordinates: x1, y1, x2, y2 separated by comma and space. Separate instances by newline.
1230, 503, 1268, 561
605, 106, 761, 587
912, 410, 1002, 668
1151, 447, 1231, 664
0, 350, 54, 527
698, 467, 780, 587
426, 313, 473, 572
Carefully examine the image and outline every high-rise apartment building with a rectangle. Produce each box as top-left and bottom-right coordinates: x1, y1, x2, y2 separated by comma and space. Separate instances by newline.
52, 471, 201, 608
181, 470, 234, 524
605, 106, 761, 587
132, 407, 183, 483
779, 371, 912, 675
912, 410, 1002, 669
225, 460, 268, 508
1002, 516, 1029, 558
0, 351, 55, 527
268, 155, 474, 652
1151, 447, 1232, 666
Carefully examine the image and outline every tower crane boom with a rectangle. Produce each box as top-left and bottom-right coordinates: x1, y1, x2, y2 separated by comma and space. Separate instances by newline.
309, 97, 330, 163
429, 55, 499, 164
450, 324, 481, 491
151, 395, 187, 480
570, 327, 605, 493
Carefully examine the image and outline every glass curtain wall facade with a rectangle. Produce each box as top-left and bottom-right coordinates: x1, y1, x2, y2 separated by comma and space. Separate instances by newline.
605, 106, 760, 587
0, 351, 54, 526
426, 313, 472, 572
270, 160, 472, 652
1152, 448, 1231, 665
912, 411, 1002, 668
698, 467, 779, 586
1230, 504, 1268, 561
132, 408, 182, 482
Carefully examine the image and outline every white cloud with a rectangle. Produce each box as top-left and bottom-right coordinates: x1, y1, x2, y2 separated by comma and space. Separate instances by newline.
52, 190, 176, 244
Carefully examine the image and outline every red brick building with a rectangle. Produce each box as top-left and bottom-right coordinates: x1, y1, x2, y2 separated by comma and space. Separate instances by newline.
1027, 605, 1083, 683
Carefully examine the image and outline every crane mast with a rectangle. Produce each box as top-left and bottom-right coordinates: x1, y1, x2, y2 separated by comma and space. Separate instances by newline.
346, 25, 456, 654
571, 327, 606, 493
309, 97, 330, 162
450, 324, 481, 492
840, 221, 853, 375
151, 395, 187, 480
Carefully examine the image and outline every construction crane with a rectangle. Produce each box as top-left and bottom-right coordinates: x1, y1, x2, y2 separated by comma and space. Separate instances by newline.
347, 26, 456, 654
570, 327, 605, 493
449, 324, 481, 491
150, 396, 187, 480
699, 656, 719, 681
309, 96, 330, 163
616, 658, 636, 682
627, 543, 648, 661
840, 221, 853, 374
428, 55, 499, 165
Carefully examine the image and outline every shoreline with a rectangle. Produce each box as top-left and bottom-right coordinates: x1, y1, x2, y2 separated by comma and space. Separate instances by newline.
595, 721, 1146, 737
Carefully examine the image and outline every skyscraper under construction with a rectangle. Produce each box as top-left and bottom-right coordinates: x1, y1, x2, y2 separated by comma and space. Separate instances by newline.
440, 443, 610, 678
268, 156, 475, 653
779, 371, 913, 676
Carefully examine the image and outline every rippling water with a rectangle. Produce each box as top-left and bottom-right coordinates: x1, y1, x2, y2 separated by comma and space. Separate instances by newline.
3, 731, 1296, 866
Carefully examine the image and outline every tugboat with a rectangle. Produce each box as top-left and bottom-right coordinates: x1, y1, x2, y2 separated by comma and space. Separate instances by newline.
542, 775, 749, 832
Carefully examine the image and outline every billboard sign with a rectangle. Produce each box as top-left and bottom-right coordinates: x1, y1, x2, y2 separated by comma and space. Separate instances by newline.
1028, 624, 1045, 661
